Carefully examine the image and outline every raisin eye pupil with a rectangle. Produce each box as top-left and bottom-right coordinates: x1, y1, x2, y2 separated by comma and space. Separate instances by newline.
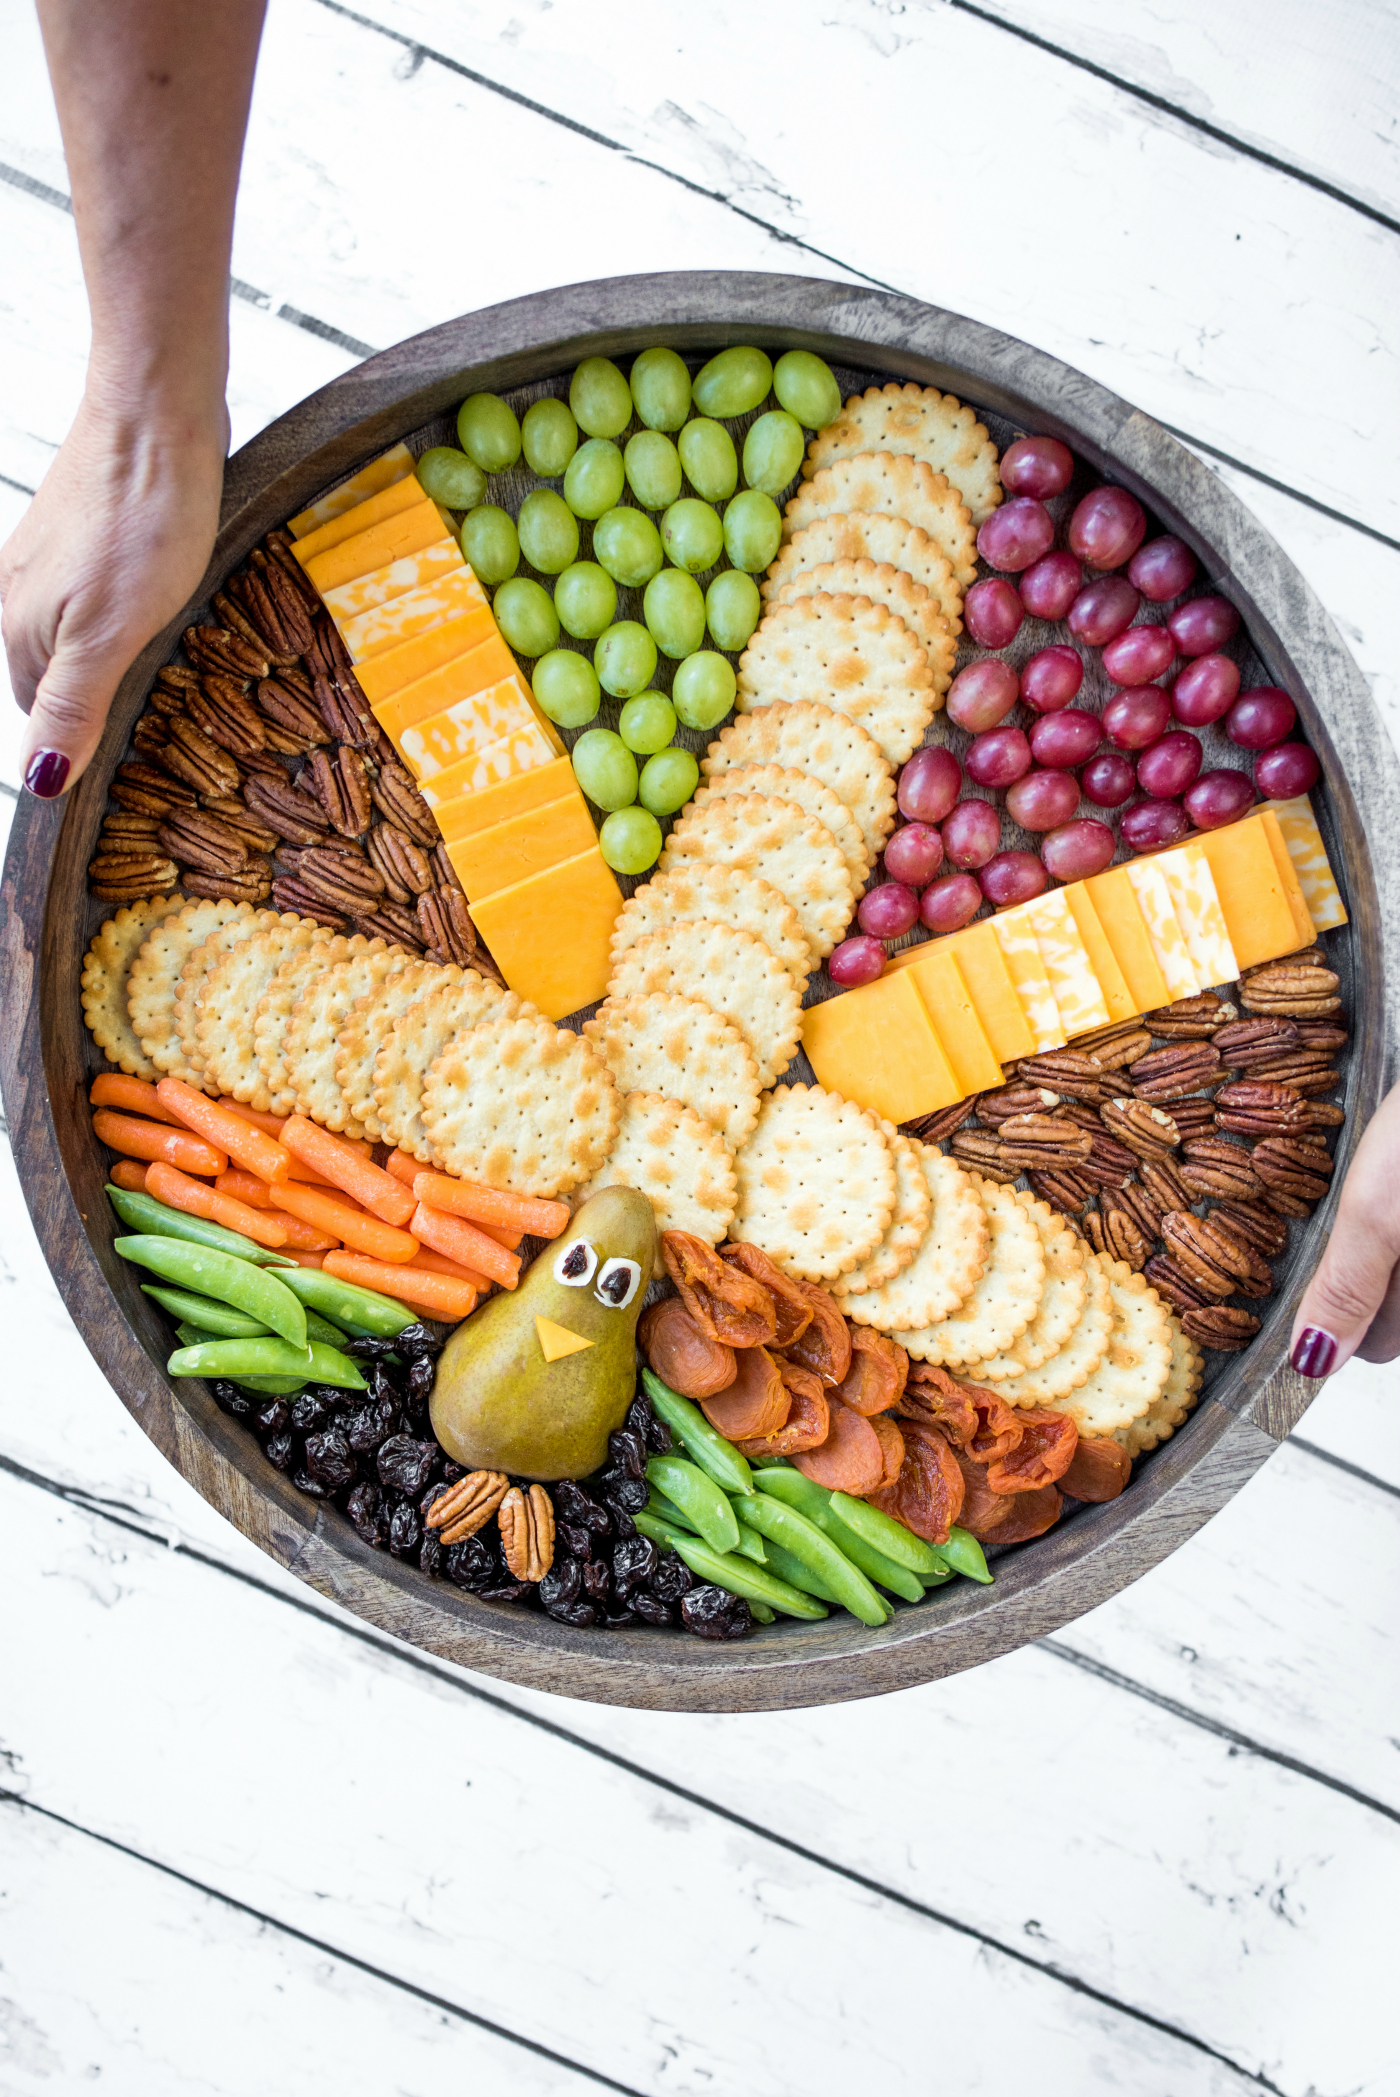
562, 1245, 588, 1278
601, 1271, 628, 1304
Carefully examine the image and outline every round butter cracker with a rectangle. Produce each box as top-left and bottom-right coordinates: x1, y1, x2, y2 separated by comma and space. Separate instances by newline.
582, 993, 761, 1152
422, 1009, 620, 1200
658, 790, 853, 959
576, 1090, 737, 1244
702, 699, 896, 863
730, 1082, 897, 1283
82, 893, 189, 1079
803, 384, 1003, 526
782, 451, 977, 587
736, 595, 936, 768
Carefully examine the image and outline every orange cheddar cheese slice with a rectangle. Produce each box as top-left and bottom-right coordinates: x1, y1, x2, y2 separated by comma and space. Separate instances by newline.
446, 793, 598, 902
321, 539, 466, 629
904, 945, 1004, 1095
1191, 813, 1309, 970
989, 909, 1066, 1052
354, 604, 501, 703
428, 757, 577, 845
301, 498, 451, 594
1081, 867, 1171, 1013
397, 678, 543, 779
468, 847, 623, 1022
1258, 802, 1340, 936
802, 972, 961, 1124
410, 719, 561, 798
1124, 858, 1199, 999
338, 564, 489, 663
291, 473, 427, 564
1062, 887, 1134, 1023
890, 920, 1035, 1063
372, 634, 521, 740
289, 442, 416, 539
1153, 841, 1239, 989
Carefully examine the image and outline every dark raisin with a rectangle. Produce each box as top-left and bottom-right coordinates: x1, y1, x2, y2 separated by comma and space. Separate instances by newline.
557, 1519, 594, 1563
291, 1467, 329, 1498
681, 1585, 753, 1640
604, 1606, 638, 1627
289, 1391, 332, 1436
631, 1591, 676, 1627
421, 1480, 455, 1521
442, 1460, 467, 1484
645, 1415, 672, 1454
366, 1363, 401, 1409
254, 1398, 291, 1440
600, 1494, 637, 1540
345, 1480, 387, 1547
650, 1553, 696, 1605
406, 1356, 435, 1403
539, 1556, 582, 1612
209, 1379, 256, 1419
344, 1396, 398, 1457
598, 1472, 647, 1513
581, 1559, 611, 1604
263, 1429, 295, 1473
627, 1395, 671, 1454
307, 1382, 351, 1410
553, 1481, 611, 1532
559, 1241, 591, 1280
341, 1334, 399, 1361
394, 1322, 442, 1362
547, 1598, 599, 1627
388, 1499, 422, 1558
606, 1428, 647, 1480
596, 1264, 634, 1306
418, 1530, 443, 1578
612, 1535, 659, 1599
304, 1428, 356, 1492
481, 1580, 534, 1604
376, 1434, 439, 1497
444, 1536, 500, 1592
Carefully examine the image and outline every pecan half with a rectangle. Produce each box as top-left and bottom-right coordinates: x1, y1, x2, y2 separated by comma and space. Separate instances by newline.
350, 903, 425, 952
1160, 1212, 1237, 1300
1075, 1130, 1138, 1191
1169, 1098, 1219, 1141
1199, 1213, 1274, 1297
109, 762, 199, 818
157, 807, 250, 877
221, 570, 301, 663
426, 1469, 509, 1544
366, 822, 433, 902
100, 812, 162, 847
1252, 1136, 1334, 1204
905, 1097, 978, 1145
997, 1113, 1091, 1171
309, 665, 369, 746
1178, 1136, 1263, 1203
1140, 1154, 1196, 1212
1027, 1167, 1097, 1212
1016, 1051, 1105, 1103
1239, 960, 1341, 1019
429, 840, 464, 895
1129, 1041, 1223, 1101
417, 887, 479, 970
1212, 1199, 1289, 1258
1143, 992, 1236, 1038
289, 844, 385, 915
950, 1130, 1020, 1184
370, 758, 440, 847
87, 851, 179, 898
1294, 1021, 1347, 1054
182, 859, 272, 904
976, 1084, 1060, 1126
149, 666, 197, 712
1117, 1179, 1166, 1242
499, 1483, 556, 1582
303, 745, 372, 838
156, 715, 243, 801
131, 713, 169, 759
183, 673, 268, 761
1240, 1048, 1338, 1097
269, 877, 348, 929
1214, 1017, 1300, 1069
1213, 1079, 1311, 1137
1144, 1253, 1209, 1314
244, 771, 333, 846
1241, 944, 1324, 977
200, 795, 280, 856
1073, 1016, 1154, 1060
1086, 1200, 1149, 1271
1308, 1101, 1346, 1129
1181, 1304, 1260, 1352
250, 547, 317, 653
265, 528, 324, 615
1100, 1097, 1180, 1159
183, 622, 269, 684
256, 674, 326, 749
214, 586, 298, 670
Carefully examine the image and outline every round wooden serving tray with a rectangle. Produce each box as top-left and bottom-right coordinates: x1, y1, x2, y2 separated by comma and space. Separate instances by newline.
5, 273, 1398, 1712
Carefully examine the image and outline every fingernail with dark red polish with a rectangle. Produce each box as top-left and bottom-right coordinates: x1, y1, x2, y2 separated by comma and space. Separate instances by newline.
1292, 1327, 1337, 1379
23, 748, 70, 799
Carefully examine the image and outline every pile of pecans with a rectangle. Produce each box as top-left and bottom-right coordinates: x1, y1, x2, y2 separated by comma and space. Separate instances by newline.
911, 947, 1345, 1355
87, 529, 500, 978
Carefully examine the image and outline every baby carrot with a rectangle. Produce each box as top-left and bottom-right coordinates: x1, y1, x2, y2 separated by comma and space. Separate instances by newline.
155, 1079, 290, 1183
216, 1167, 274, 1210
385, 1149, 420, 1188
89, 1074, 181, 1124
146, 1161, 290, 1249
406, 1245, 493, 1290
410, 1172, 569, 1241
411, 1200, 519, 1289
108, 1159, 150, 1193
323, 1250, 477, 1321
389, 1152, 518, 1244
269, 1180, 418, 1262
285, 1249, 328, 1268
279, 1115, 415, 1227
93, 1110, 226, 1177
218, 1101, 286, 1137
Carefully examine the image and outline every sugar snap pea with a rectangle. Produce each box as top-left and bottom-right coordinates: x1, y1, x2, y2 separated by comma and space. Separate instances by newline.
167, 1338, 367, 1388
641, 1371, 754, 1494
150, 1286, 269, 1337
940, 1526, 993, 1584
828, 1490, 950, 1579
757, 1537, 841, 1605
733, 1493, 889, 1627
753, 1466, 924, 1602
648, 1490, 767, 1564
749, 1601, 777, 1624
644, 1455, 740, 1554
274, 1264, 416, 1338
115, 1236, 307, 1347
108, 1185, 293, 1265
634, 1508, 826, 1620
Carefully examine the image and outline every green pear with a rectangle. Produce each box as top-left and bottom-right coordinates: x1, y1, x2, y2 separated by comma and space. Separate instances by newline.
429, 1185, 657, 1480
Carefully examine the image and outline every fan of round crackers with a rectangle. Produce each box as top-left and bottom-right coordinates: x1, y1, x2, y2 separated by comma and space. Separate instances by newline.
195, 915, 327, 1108
1116, 1318, 1203, 1455
783, 452, 977, 588
581, 992, 761, 1152
336, 958, 452, 1141
730, 1083, 897, 1284
803, 384, 1003, 526
840, 1147, 986, 1330
765, 514, 963, 637
765, 560, 955, 704
658, 790, 853, 959
992, 1252, 1113, 1409
893, 1171, 1045, 1364
605, 920, 801, 1091
82, 894, 189, 1079
126, 897, 253, 1083
284, 940, 408, 1128
576, 1090, 737, 1244
609, 863, 811, 989
689, 762, 870, 893
371, 968, 508, 1162
702, 699, 896, 864
254, 934, 361, 1115
1055, 1258, 1174, 1438
959, 1193, 1088, 1380
421, 1008, 620, 1200
830, 1129, 931, 1296
737, 596, 936, 769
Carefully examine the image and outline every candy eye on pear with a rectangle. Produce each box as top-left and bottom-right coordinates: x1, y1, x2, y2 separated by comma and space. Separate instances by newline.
595, 1257, 642, 1309
553, 1240, 598, 1287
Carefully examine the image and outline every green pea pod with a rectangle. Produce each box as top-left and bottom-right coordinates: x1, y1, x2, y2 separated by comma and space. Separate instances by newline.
749, 1601, 776, 1625
107, 1186, 294, 1265
634, 1509, 826, 1620
758, 1537, 841, 1605
153, 1286, 270, 1337
753, 1465, 924, 1603
116, 1236, 307, 1347
175, 1321, 225, 1349
274, 1264, 417, 1338
644, 1456, 740, 1554
641, 1370, 753, 1495
828, 1491, 950, 1579
941, 1526, 993, 1584
233, 1376, 309, 1395
733, 1493, 889, 1627
647, 1488, 767, 1565
168, 1337, 367, 1388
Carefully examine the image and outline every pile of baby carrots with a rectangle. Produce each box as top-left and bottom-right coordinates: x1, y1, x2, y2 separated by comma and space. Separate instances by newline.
90, 1073, 570, 1324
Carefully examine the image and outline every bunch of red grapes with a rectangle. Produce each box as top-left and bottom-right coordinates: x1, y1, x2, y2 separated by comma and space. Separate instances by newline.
829, 433, 1321, 990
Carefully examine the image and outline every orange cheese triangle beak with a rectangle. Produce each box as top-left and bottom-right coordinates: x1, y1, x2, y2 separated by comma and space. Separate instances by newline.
535, 1315, 594, 1363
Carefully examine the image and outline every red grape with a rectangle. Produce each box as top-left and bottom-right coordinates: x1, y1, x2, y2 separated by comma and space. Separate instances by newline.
1020, 645, 1083, 713
1006, 768, 1080, 831
857, 881, 920, 939
977, 497, 1055, 573
1081, 752, 1136, 807
1137, 731, 1203, 799
1255, 742, 1321, 798
920, 871, 982, 933
898, 743, 963, 823
942, 799, 1001, 868
1019, 549, 1082, 621
1029, 709, 1101, 767
964, 576, 1024, 649
1001, 435, 1074, 499
1042, 818, 1116, 879
1068, 485, 1146, 570
1068, 575, 1140, 647
946, 659, 1018, 734
1120, 799, 1190, 852
883, 821, 945, 887
1171, 652, 1240, 727
1128, 535, 1197, 602
966, 726, 1032, 789
1184, 770, 1255, 829
980, 851, 1048, 906
1226, 686, 1296, 750
1101, 623, 1175, 686
1168, 594, 1241, 656
828, 935, 887, 987
1102, 684, 1172, 749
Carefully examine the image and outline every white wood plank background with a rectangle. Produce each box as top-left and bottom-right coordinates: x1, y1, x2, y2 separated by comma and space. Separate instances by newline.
1, 4, 1397, 2090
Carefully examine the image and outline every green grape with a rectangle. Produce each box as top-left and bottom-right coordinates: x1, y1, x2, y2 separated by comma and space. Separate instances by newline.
516, 488, 579, 575
554, 561, 616, 639
639, 746, 700, 817
593, 507, 664, 588
672, 651, 737, 731
678, 418, 738, 502
773, 349, 841, 430
461, 505, 518, 586
599, 804, 663, 875
705, 569, 762, 652
521, 397, 578, 477
594, 621, 658, 698
618, 691, 677, 754
572, 728, 638, 812
742, 410, 805, 496
416, 446, 487, 510
629, 346, 692, 432
623, 430, 682, 512
563, 438, 625, 520
493, 577, 559, 658
569, 356, 632, 439
661, 497, 724, 575
691, 345, 773, 419
532, 649, 600, 728
723, 488, 783, 573
456, 393, 521, 473
643, 567, 706, 660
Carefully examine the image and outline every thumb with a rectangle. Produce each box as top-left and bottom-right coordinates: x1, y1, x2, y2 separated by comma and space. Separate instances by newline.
1290, 1079, 1400, 1378
19, 639, 129, 798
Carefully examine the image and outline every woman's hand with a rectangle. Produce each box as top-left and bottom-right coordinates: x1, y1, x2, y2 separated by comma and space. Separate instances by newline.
1291, 1079, 1400, 1377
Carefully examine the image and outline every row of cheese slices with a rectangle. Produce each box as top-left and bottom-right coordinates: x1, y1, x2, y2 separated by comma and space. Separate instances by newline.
287, 447, 621, 1022
802, 798, 1346, 1126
